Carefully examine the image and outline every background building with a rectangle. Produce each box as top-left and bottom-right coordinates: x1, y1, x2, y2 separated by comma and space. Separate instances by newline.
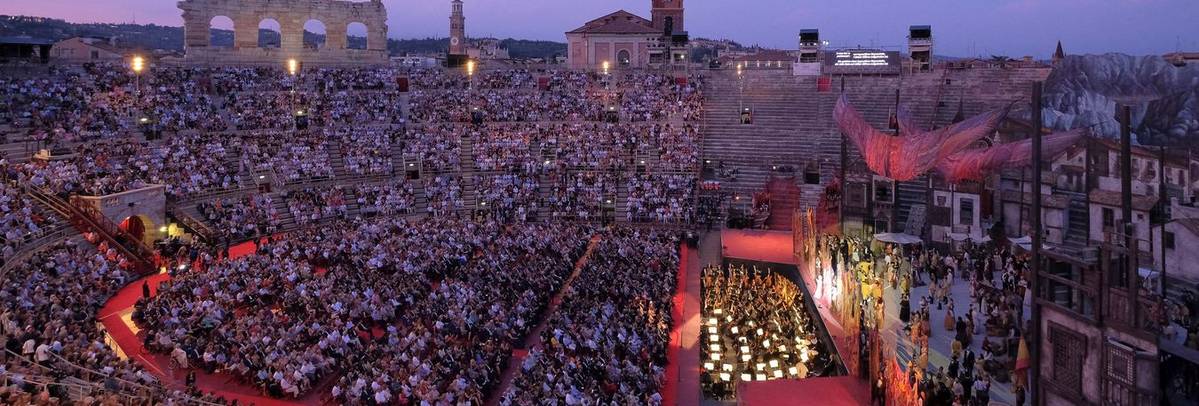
565, 0, 688, 69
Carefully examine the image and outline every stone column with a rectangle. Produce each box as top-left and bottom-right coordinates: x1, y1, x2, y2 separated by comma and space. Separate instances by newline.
279, 17, 304, 54
366, 22, 387, 51
326, 19, 348, 50
181, 10, 210, 48
234, 15, 260, 49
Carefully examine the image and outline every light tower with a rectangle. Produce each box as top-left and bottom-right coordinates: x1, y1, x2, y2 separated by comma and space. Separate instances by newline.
908, 25, 933, 73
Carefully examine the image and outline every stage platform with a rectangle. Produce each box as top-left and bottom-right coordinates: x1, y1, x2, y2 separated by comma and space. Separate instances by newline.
737, 377, 870, 406
720, 229, 795, 265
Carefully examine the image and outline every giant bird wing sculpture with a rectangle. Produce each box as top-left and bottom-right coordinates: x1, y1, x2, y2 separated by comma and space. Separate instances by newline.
936, 129, 1086, 183
835, 95, 1011, 182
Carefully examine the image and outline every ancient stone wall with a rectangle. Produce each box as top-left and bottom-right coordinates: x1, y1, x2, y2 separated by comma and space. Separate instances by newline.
178, 0, 388, 66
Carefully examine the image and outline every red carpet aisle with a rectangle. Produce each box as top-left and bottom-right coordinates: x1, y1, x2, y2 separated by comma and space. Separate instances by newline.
660, 243, 689, 405
97, 239, 329, 406
484, 236, 601, 406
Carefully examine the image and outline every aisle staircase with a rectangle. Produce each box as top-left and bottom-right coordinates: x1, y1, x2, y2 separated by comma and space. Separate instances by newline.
27, 190, 158, 276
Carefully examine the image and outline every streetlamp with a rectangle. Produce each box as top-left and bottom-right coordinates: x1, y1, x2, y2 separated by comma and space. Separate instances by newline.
466, 60, 475, 91
131, 56, 145, 94
287, 58, 300, 130
737, 63, 744, 112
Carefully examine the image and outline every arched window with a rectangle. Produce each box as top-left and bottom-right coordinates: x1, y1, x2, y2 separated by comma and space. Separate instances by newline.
258, 18, 281, 48
209, 16, 234, 47
303, 19, 326, 49
617, 50, 631, 66
347, 22, 368, 50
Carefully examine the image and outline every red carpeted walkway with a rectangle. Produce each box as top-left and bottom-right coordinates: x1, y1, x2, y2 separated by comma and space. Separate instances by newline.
721, 229, 795, 265
737, 377, 869, 406
97, 239, 330, 406
484, 235, 601, 406
661, 243, 688, 405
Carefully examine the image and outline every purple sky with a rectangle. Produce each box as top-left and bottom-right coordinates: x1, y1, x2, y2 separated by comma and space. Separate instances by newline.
2, 0, 1197, 57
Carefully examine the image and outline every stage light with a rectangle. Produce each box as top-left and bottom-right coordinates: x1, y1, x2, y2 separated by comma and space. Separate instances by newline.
602, 61, 609, 75
287, 58, 299, 76
139, 117, 149, 124
159, 226, 168, 233
467, 60, 475, 76
704, 362, 715, 371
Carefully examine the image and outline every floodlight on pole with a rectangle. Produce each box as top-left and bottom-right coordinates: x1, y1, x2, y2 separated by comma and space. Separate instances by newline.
287, 58, 299, 76
602, 60, 609, 75
131, 55, 145, 94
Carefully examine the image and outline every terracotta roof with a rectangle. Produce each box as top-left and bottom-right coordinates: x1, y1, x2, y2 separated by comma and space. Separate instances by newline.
567, 10, 660, 35
1089, 189, 1159, 211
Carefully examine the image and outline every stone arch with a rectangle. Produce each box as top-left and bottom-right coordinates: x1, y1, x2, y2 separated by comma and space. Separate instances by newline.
346, 22, 369, 50
303, 19, 327, 50
179, 0, 389, 65
209, 16, 234, 47
617, 50, 631, 67
119, 215, 152, 244
258, 18, 282, 48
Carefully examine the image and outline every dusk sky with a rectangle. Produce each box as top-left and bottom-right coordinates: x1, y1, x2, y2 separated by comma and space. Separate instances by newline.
2, 0, 1197, 57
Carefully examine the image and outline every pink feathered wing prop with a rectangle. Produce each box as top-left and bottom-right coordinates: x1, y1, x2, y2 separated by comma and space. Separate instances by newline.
937, 129, 1086, 183
834, 95, 1011, 182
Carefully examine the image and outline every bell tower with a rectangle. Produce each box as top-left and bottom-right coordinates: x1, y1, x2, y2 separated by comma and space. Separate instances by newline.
652, 0, 684, 35
449, 0, 466, 55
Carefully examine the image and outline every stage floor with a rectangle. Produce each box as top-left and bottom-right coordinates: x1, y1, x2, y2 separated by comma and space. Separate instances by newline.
720, 229, 795, 265
737, 377, 869, 406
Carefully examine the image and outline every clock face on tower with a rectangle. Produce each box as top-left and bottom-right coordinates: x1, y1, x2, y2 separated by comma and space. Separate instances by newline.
451, 37, 460, 46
